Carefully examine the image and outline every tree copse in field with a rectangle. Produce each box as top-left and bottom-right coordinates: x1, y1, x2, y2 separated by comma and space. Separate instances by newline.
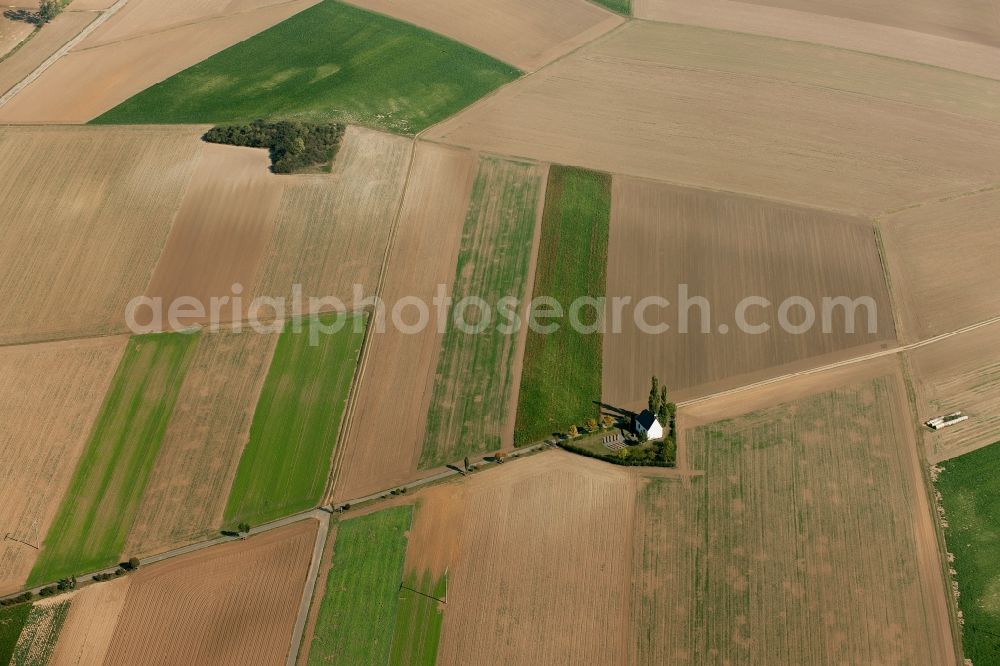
92, 1, 521, 134
935, 440, 1000, 664
514, 166, 610, 444
224, 313, 367, 526
420, 157, 543, 467
28, 333, 199, 585
308, 506, 412, 665
202, 121, 345, 174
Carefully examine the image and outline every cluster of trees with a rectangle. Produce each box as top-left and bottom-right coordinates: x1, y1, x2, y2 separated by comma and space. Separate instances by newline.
0, 591, 32, 607
202, 120, 346, 174
39, 576, 76, 597
648, 376, 677, 434
38, 1, 61, 23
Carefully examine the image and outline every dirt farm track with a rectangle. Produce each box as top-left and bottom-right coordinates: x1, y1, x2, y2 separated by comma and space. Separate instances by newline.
2, 0, 1000, 663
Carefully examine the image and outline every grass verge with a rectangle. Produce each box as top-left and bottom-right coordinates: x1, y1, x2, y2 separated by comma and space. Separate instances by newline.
224, 313, 367, 527
28, 332, 198, 584
420, 157, 542, 467
91, 0, 520, 134
513, 166, 610, 444
308, 505, 412, 665
936, 441, 1000, 664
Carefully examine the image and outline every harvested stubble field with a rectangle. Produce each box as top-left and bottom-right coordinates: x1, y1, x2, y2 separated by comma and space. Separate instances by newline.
0, 9, 94, 96
879, 188, 1000, 342
514, 166, 610, 445
332, 142, 477, 502
645, 372, 956, 664
342, 0, 622, 72
603, 177, 896, 406
935, 440, 1000, 664
0, 126, 202, 345
426, 21, 1000, 215
0, 336, 126, 595
124, 329, 279, 557
0, 0, 319, 123
48, 577, 130, 666
0, 12, 34, 60
632, 0, 1000, 80
29, 333, 199, 586
143, 143, 284, 328
908, 323, 1000, 463
417, 452, 637, 664
251, 125, 412, 314
93, 0, 520, 133
420, 156, 545, 467
225, 313, 367, 527
11, 598, 71, 666
307, 506, 412, 665
102, 520, 316, 666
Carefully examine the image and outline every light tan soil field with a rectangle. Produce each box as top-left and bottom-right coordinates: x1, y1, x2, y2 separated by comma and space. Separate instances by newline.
0, 12, 34, 59
0, 0, 318, 122
653, 364, 955, 664
411, 452, 638, 665
342, 0, 622, 71
879, 188, 1000, 342
331, 142, 477, 502
603, 177, 896, 406
251, 126, 413, 314
0, 336, 127, 595
631, 0, 1000, 80
103, 520, 316, 666
426, 21, 1000, 215
908, 323, 1000, 463
143, 143, 283, 328
732, 0, 1000, 46
0, 9, 94, 96
49, 577, 131, 666
124, 330, 279, 557
0, 126, 202, 345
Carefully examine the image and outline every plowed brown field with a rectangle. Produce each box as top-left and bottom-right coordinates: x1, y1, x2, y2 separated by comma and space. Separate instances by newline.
425, 21, 1000, 215
0, 126, 202, 345
0, 13, 34, 59
0, 336, 127, 595
143, 143, 283, 328
124, 330, 279, 557
632, 0, 1000, 80
603, 177, 896, 406
104, 520, 316, 666
0, 10, 95, 96
0, 0, 319, 122
342, 0, 622, 71
331, 142, 477, 502
251, 126, 413, 314
49, 577, 131, 666
909, 323, 1000, 463
880, 188, 1000, 342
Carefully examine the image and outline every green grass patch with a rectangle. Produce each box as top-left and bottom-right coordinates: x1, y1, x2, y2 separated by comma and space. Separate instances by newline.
308, 505, 412, 666
91, 0, 521, 134
389, 570, 446, 666
513, 166, 611, 445
28, 333, 199, 585
0, 605, 30, 666
420, 157, 542, 467
224, 313, 367, 527
10, 600, 71, 666
936, 441, 1000, 664
591, 0, 630, 15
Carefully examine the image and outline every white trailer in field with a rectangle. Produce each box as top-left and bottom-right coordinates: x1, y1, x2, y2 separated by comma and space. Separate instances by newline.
925, 412, 969, 430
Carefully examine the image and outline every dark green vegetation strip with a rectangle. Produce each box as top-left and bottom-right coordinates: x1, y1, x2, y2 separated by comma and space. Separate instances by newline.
936, 441, 1000, 664
308, 506, 412, 666
389, 571, 447, 666
591, 0, 631, 15
203, 121, 345, 174
514, 166, 611, 445
92, 0, 521, 134
29, 333, 198, 585
11, 600, 71, 666
420, 157, 542, 467
224, 313, 367, 527
0, 605, 30, 666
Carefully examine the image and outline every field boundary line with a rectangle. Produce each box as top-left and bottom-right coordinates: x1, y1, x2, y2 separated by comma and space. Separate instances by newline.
0, 0, 129, 109
286, 511, 330, 666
